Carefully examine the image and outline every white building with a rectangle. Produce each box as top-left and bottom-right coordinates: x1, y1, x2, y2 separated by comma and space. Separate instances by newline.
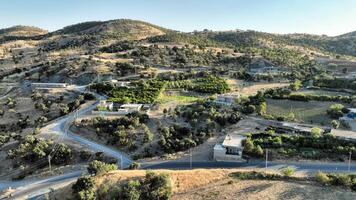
120, 104, 143, 112
214, 94, 239, 106
98, 100, 114, 111
213, 134, 245, 161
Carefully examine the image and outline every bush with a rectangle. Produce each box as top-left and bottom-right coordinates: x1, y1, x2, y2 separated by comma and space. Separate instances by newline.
280, 166, 295, 177
72, 176, 95, 193
315, 171, 330, 185
87, 160, 118, 175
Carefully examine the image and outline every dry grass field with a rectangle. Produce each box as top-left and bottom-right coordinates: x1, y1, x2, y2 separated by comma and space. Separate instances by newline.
266, 99, 336, 125
51, 169, 356, 200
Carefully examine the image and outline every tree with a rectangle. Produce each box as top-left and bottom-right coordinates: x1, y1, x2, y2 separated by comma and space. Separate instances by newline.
311, 127, 323, 138
327, 104, 345, 119
331, 120, 340, 129
254, 145, 264, 156
119, 180, 141, 200
243, 138, 255, 153
87, 160, 117, 175
141, 171, 172, 200
72, 176, 95, 193
290, 79, 302, 91
72, 176, 96, 200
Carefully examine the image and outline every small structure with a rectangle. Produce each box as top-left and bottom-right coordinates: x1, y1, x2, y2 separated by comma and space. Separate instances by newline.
213, 134, 245, 161
98, 100, 114, 111
214, 94, 239, 106
31, 82, 68, 89
247, 58, 289, 76
120, 104, 143, 112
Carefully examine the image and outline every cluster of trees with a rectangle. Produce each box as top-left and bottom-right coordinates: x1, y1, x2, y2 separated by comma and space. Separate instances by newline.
100, 40, 136, 53
78, 113, 152, 151
264, 87, 355, 104
159, 101, 241, 153
72, 171, 172, 200
314, 77, 356, 90
243, 131, 356, 160
92, 80, 165, 104
8, 135, 72, 165
166, 75, 230, 94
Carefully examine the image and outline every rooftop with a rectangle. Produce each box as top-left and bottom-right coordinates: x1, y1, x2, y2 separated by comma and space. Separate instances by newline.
120, 104, 143, 108
222, 134, 245, 148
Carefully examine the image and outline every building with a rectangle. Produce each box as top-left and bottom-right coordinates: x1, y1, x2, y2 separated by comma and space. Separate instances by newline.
247, 58, 289, 76
214, 94, 239, 106
213, 134, 245, 161
98, 100, 114, 111
120, 104, 143, 112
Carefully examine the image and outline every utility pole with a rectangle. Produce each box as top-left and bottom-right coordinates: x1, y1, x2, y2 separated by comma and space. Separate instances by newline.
189, 149, 192, 169
265, 148, 268, 170
120, 155, 123, 170
48, 155, 52, 173
348, 151, 352, 172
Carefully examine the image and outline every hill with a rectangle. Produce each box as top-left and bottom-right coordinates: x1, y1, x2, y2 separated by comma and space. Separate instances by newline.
52, 19, 165, 41
0, 25, 47, 37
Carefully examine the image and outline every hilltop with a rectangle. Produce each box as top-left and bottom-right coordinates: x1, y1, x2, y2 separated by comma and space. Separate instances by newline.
0, 25, 47, 37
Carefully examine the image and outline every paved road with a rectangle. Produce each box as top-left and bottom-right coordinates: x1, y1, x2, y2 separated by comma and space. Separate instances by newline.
141, 160, 356, 174
0, 171, 84, 200
40, 90, 132, 168
3, 159, 356, 199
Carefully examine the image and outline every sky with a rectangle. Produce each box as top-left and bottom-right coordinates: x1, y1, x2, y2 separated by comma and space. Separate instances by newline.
1, 0, 356, 36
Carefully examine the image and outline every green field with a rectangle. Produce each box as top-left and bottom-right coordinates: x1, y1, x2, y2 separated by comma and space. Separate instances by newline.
266, 99, 337, 125
156, 91, 201, 104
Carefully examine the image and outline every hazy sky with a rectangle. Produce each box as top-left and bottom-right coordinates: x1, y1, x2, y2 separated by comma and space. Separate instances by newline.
1, 0, 356, 36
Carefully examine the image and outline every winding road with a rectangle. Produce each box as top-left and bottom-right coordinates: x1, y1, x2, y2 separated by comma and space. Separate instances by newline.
2, 84, 356, 199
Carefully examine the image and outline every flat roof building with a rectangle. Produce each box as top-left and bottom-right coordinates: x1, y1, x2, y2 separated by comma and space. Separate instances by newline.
214, 134, 245, 161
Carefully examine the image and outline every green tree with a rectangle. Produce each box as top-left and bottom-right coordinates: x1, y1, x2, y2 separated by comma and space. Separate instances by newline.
331, 120, 340, 129
119, 180, 141, 200
327, 104, 345, 119
290, 79, 302, 91
141, 171, 172, 200
311, 127, 323, 138
87, 160, 117, 176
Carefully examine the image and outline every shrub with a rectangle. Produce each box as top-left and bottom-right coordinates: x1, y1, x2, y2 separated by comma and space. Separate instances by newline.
280, 166, 295, 177
87, 160, 118, 175
311, 127, 323, 138
129, 162, 141, 170
315, 171, 330, 185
